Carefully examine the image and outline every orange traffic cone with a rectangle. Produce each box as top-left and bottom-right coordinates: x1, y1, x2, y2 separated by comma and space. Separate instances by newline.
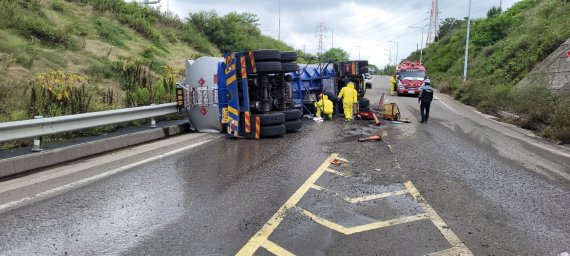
377, 93, 385, 111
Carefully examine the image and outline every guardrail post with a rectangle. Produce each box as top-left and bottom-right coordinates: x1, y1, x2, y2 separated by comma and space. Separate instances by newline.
32, 116, 44, 152
150, 104, 158, 128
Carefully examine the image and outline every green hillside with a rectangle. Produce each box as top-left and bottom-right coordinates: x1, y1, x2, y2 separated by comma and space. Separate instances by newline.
406, 0, 570, 143
0, 0, 292, 122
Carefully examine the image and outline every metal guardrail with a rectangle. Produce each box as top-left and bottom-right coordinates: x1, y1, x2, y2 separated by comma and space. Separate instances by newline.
0, 103, 179, 144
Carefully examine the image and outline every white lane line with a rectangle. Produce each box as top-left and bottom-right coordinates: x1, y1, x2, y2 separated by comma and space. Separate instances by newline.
434, 96, 460, 115
0, 137, 218, 213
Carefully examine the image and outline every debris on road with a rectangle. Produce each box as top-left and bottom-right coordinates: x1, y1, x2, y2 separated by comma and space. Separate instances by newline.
358, 135, 383, 142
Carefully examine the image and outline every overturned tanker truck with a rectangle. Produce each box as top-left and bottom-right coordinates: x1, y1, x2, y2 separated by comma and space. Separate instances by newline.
177, 49, 370, 139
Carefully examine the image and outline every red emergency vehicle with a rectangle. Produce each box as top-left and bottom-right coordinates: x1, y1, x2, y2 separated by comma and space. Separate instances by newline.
395, 61, 426, 96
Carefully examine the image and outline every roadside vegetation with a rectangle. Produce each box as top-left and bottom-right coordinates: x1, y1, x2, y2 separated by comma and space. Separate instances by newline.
404, 0, 570, 143
0, 0, 294, 148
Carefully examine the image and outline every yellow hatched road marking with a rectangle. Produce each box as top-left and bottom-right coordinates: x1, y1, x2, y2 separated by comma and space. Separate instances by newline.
297, 206, 429, 235
325, 168, 350, 177
310, 184, 408, 204
261, 240, 295, 256
344, 189, 409, 203
235, 154, 339, 256
404, 181, 473, 255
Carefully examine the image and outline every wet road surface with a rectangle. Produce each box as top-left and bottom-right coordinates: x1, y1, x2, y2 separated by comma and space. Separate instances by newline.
0, 76, 569, 255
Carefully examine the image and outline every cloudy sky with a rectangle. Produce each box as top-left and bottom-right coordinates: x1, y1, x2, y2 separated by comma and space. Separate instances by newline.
142, 0, 521, 67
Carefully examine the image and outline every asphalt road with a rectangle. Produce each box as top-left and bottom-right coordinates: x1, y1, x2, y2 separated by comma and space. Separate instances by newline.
0, 76, 568, 255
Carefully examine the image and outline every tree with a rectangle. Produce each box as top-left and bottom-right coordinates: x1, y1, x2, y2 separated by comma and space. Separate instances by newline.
320, 48, 349, 62
487, 6, 502, 18
437, 18, 463, 40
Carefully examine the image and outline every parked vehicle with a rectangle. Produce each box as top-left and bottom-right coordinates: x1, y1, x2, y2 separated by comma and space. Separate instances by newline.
364, 73, 373, 89
395, 61, 426, 96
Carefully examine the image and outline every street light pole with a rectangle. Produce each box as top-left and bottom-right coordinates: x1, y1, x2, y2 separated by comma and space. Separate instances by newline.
353, 46, 361, 60
463, 0, 472, 81
408, 26, 424, 63
384, 49, 392, 65
388, 41, 399, 65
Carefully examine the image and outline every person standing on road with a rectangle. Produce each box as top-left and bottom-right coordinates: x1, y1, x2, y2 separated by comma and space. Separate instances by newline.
314, 93, 334, 120
338, 82, 358, 122
418, 80, 434, 123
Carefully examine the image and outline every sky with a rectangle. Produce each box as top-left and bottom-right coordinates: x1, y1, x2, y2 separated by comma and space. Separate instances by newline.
137, 0, 521, 67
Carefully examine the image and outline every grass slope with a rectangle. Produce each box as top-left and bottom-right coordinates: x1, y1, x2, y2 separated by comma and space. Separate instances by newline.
407, 0, 570, 143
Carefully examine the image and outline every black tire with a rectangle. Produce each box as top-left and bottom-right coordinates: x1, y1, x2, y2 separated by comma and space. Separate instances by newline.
284, 119, 302, 132
359, 98, 370, 108
281, 52, 297, 62
253, 50, 281, 62
366, 82, 372, 89
279, 109, 302, 121
359, 67, 369, 74
252, 112, 285, 126
281, 62, 299, 72
256, 62, 282, 74
360, 106, 371, 112
358, 60, 369, 66
260, 124, 286, 137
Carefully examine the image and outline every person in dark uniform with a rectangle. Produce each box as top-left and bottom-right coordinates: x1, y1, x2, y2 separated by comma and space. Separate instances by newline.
418, 80, 434, 123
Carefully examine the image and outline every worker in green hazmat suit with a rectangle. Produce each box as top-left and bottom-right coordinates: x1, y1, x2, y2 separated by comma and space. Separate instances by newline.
338, 82, 358, 121
314, 93, 334, 120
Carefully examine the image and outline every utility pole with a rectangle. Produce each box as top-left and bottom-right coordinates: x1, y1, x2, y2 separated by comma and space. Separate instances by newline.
500, 0, 502, 9
408, 27, 424, 63
463, 0, 472, 81
384, 49, 392, 66
316, 22, 327, 56
427, 0, 439, 44
388, 41, 399, 65
331, 29, 334, 49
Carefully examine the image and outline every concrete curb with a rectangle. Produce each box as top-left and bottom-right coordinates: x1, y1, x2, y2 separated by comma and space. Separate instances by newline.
0, 123, 190, 179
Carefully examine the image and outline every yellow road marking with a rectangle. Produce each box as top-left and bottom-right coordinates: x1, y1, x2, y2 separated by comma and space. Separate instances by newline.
236, 154, 338, 256
344, 189, 409, 203
325, 168, 350, 177
261, 240, 295, 256
404, 181, 473, 255
312, 184, 408, 204
297, 206, 429, 235
310, 184, 324, 191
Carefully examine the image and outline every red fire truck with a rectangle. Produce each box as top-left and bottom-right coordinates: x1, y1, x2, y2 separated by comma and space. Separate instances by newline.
395, 61, 426, 96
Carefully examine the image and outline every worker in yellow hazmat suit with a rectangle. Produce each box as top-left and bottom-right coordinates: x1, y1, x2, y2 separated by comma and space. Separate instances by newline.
314, 94, 334, 120
338, 82, 358, 121
390, 75, 397, 96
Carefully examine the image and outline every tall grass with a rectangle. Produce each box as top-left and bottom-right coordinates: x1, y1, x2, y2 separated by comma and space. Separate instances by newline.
410, 0, 570, 142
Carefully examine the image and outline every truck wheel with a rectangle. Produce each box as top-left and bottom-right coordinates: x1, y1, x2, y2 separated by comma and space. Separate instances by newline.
358, 60, 368, 66
284, 119, 302, 132
359, 67, 369, 74
279, 109, 302, 121
281, 52, 298, 62
281, 62, 299, 72
359, 98, 370, 108
256, 62, 282, 74
366, 82, 372, 89
253, 50, 281, 62
252, 112, 285, 126
260, 124, 286, 137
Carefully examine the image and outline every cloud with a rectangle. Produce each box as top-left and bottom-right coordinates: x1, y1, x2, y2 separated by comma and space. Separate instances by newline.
140, 0, 521, 67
